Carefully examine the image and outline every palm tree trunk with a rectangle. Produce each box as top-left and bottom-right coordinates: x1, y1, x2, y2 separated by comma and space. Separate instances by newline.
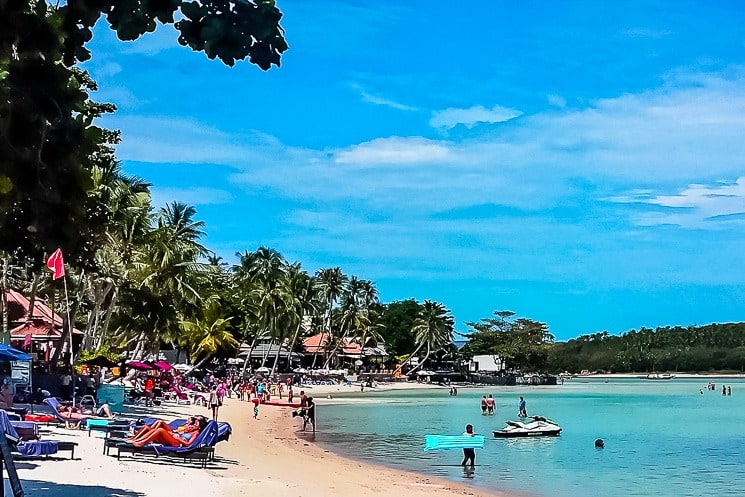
50, 270, 85, 368
324, 327, 350, 369
285, 323, 302, 370
269, 340, 283, 377
311, 303, 332, 368
185, 354, 212, 376
393, 341, 425, 376
27, 272, 39, 319
0, 257, 9, 343
240, 327, 261, 378
95, 288, 118, 349
409, 343, 431, 375
259, 338, 274, 368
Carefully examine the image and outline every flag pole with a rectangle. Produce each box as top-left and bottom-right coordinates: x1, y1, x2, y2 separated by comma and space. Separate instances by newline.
62, 275, 75, 408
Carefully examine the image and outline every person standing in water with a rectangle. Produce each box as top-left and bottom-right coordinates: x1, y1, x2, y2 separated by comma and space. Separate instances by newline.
486, 394, 495, 415
518, 396, 527, 417
480, 396, 487, 415
461, 424, 476, 466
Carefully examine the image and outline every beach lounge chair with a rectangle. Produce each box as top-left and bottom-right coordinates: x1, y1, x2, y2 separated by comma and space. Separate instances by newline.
1, 410, 77, 459
43, 397, 118, 429
137, 417, 231, 442
115, 421, 221, 466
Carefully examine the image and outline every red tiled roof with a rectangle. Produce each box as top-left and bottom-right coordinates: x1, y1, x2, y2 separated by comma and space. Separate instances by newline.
10, 320, 61, 339
302, 333, 364, 356
5, 289, 62, 326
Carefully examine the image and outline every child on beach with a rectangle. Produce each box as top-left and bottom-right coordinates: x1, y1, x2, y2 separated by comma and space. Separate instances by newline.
253, 403, 259, 419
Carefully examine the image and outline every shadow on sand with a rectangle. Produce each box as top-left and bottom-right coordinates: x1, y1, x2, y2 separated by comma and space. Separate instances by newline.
4, 479, 145, 497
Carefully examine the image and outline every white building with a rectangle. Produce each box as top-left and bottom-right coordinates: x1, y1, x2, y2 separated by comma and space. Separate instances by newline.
469, 354, 504, 373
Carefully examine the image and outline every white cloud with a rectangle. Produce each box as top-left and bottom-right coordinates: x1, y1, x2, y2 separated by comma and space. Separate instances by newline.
430, 104, 522, 129
334, 137, 450, 165
113, 68, 745, 237
351, 83, 417, 111
614, 178, 745, 228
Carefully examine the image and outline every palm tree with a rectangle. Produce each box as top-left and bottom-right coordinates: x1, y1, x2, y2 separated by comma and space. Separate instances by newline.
312, 267, 348, 368
234, 248, 292, 375
181, 302, 240, 372
394, 300, 454, 375
283, 264, 319, 369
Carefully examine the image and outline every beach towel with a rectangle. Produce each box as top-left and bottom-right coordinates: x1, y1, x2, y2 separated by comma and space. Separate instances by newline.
16, 440, 59, 457
0, 410, 21, 444
423, 435, 486, 452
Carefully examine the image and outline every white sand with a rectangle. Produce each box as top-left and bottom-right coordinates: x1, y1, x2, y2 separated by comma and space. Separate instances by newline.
6, 386, 510, 497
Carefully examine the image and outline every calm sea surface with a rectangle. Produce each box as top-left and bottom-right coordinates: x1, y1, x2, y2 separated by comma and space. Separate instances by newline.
311, 378, 745, 497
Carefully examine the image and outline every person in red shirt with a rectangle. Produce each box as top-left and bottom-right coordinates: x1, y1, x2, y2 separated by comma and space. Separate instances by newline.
144, 376, 155, 406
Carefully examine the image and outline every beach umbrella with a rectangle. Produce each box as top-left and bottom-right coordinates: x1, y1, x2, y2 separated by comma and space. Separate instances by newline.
256, 366, 270, 373
127, 360, 153, 371
416, 370, 435, 376
153, 360, 173, 370
293, 368, 308, 374
80, 356, 118, 368
0, 343, 31, 362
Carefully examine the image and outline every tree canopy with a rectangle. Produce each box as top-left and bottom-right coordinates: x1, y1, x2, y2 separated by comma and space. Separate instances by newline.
0, 0, 287, 269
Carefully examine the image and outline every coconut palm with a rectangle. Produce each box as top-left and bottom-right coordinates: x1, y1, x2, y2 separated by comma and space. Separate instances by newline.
312, 267, 348, 368
181, 301, 240, 372
234, 248, 293, 374
394, 300, 454, 375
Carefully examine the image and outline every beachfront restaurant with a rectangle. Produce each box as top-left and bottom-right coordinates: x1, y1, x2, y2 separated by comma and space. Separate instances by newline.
237, 342, 303, 373
4, 288, 83, 373
301, 333, 388, 371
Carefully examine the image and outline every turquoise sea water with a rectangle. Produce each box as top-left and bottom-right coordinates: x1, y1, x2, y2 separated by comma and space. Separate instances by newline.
312, 378, 745, 497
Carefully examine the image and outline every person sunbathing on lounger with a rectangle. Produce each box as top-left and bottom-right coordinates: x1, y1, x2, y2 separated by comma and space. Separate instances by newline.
128, 416, 207, 448
58, 403, 115, 420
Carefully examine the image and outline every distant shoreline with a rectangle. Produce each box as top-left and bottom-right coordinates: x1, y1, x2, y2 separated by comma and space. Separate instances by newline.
568, 372, 745, 379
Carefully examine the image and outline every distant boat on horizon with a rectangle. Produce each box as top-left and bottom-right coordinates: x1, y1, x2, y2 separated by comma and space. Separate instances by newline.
642, 373, 676, 380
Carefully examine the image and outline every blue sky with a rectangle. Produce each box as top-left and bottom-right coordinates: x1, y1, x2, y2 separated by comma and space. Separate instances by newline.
84, 0, 745, 340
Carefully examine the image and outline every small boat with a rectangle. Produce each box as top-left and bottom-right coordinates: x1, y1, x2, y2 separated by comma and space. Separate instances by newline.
643, 373, 675, 380
493, 416, 562, 438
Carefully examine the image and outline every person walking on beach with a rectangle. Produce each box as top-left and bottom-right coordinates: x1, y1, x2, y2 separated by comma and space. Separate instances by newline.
302, 397, 315, 432
486, 394, 495, 415
481, 395, 487, 415
288, 385, 294, 404
461, 424, 476, 466
518, 396, 527, 417
300, 390, 308, 408
208, 385, 222, 421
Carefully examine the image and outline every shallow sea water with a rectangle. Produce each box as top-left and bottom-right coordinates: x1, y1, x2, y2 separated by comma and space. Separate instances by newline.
312, 378, 745, 497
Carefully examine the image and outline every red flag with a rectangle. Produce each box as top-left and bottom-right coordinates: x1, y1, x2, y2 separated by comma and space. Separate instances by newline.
24, 333, 32, 347
46, 248, 66, 280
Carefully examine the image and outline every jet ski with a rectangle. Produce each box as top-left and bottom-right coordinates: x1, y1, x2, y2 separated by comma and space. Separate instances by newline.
493, 416, 562, 438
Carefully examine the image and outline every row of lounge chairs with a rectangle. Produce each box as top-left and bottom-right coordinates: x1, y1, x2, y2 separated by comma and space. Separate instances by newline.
1, 409, 78, 459
7, 397, 232, 467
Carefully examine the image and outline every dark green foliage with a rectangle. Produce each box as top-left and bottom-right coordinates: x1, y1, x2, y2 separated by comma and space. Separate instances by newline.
461, 311, 554, 371
0, 0, 286, 271
545, 323, 745, 373
379, 299, 422, 358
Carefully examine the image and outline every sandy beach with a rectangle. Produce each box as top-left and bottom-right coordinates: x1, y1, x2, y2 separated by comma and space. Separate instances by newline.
6, 384, 511, 497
